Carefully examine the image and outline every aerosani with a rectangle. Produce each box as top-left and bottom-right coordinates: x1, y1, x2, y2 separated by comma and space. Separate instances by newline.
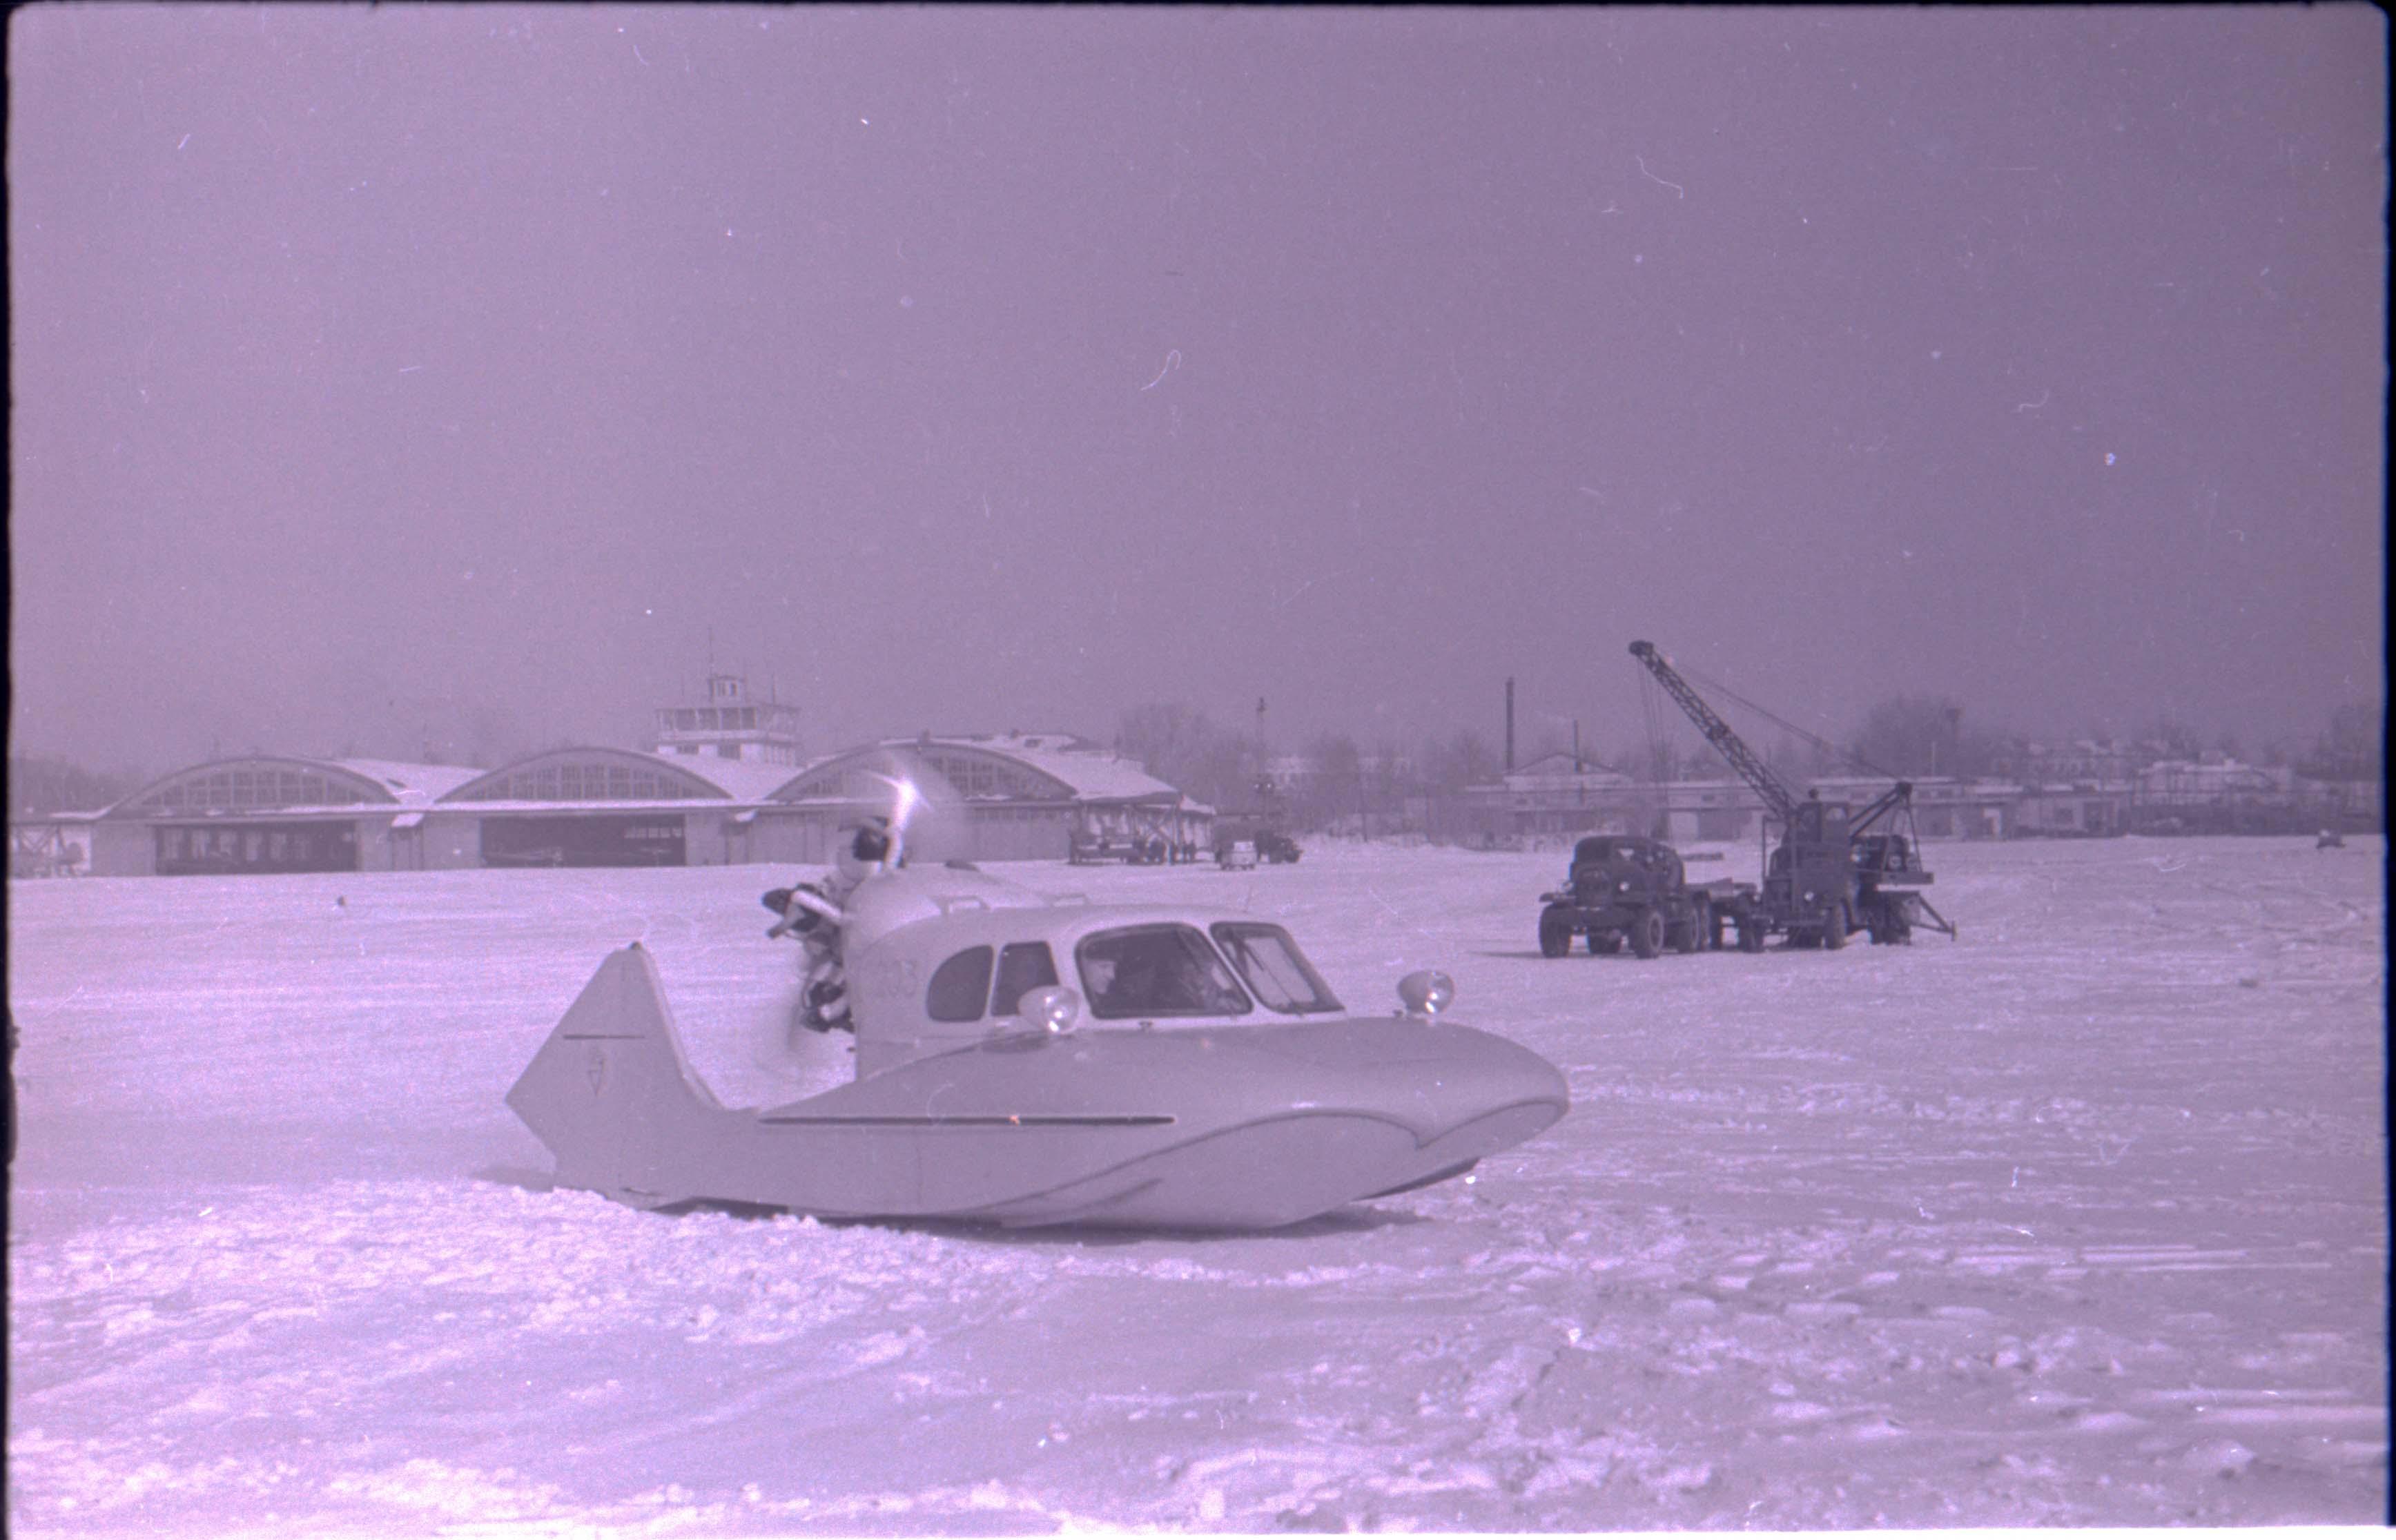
509, 808, 1569, 1231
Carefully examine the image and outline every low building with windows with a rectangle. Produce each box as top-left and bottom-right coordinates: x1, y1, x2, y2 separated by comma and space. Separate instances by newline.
1442, 769, 2023, 847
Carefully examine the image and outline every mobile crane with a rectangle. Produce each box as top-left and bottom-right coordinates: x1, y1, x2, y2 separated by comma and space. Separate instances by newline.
1629, 641, 1956, 947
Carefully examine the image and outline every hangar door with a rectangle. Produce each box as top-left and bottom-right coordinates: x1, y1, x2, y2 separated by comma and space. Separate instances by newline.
156, 821, 360, 875
480, 815, 686, 868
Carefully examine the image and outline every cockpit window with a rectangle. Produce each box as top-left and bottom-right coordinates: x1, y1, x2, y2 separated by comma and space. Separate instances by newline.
1075, 924, 1252, 1020
991, 942, 1060, 1017
926, 946, 994, 1022
1209, 922, 1344, 1015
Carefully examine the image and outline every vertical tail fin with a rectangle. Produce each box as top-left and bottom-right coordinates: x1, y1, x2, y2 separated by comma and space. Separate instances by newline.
505, 944, 726, 1207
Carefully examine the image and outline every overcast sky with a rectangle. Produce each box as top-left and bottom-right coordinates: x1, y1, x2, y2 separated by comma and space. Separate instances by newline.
8, 5, 2386, 777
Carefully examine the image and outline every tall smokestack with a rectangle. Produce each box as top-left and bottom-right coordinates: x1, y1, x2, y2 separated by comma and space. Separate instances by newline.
1504, 677, 1516, 772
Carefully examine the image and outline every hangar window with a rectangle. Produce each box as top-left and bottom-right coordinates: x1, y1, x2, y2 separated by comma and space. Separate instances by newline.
456, 761, 698, 801
927, 946, 995, 1022
931, 753, 998, 797
129, 764, 370, 815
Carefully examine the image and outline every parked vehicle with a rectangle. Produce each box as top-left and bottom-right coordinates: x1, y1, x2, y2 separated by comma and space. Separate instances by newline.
1213, 821, 1301, 866
1537, 835, 1761, 959
1070, 831, 1170, 866
1254, 830, 1303, 864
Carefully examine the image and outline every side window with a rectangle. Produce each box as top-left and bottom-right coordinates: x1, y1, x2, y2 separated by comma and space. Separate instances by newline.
926, 946, 995, 1023
1076, 925, 1253, 1020
990, 942, 1060, 1017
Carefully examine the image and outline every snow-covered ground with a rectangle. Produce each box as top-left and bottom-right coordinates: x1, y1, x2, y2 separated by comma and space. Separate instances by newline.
8, 836, 2386, 1534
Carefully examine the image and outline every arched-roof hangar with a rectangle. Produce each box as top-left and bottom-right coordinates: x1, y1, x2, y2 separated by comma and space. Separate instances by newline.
90, 756, 480, 876
86, 735, 1209, 874
776, 736, 1209, 864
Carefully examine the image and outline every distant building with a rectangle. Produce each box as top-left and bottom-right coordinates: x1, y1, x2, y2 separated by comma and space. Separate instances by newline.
1452, 752, 1635, 838
1442, 768, 2022, 846
88, 757, 486, 876
651, 674, 803, 766
8, 815, 96, 877
1991, 739, 2147, 784
826, 732, 1211, 861
82, 732, 1211, 875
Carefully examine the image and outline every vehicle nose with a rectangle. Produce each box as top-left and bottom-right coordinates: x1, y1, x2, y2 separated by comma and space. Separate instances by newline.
1257, 1019, 1570, 1131
1423, 1024, 1569, 1122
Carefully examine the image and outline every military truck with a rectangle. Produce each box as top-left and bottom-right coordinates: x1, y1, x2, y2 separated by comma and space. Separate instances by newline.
1214, 819, 1301, 866
1537, 835, 1762, 959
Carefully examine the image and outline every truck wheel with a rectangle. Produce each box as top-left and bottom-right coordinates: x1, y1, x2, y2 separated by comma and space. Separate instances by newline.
1539, 906, 1574, 958
1822, 905, 1849, 950
1677, 900, 1711, 953
1630, 909, 1665, 959
1587, 930, 1621, 955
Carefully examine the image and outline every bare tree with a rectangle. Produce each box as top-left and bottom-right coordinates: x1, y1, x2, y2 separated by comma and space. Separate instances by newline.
2140, 718, 2206, 763
1851, 696, 1971, 777
1419, 729, 1499, 795
1114, 703, 1257, 811
1291, 733, 1363, 830
8, 755, 139, 816
2301, 702, 2382, 781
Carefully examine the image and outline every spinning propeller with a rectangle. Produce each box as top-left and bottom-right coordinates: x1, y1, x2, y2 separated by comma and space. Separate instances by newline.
746, 748, 968, 1082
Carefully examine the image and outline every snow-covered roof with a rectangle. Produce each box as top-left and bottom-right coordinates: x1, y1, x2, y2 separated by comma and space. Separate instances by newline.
327, 759, 486, 807
103, 756, 484, 817
440, 746, 806, 805
935, 730, 1104, 754
891, 734, 1181, 803
641, 752, 831, 804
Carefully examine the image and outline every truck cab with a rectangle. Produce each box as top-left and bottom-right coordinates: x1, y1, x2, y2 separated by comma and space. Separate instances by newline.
1763, 799, 1938, 946
1539, 835, 1756, 958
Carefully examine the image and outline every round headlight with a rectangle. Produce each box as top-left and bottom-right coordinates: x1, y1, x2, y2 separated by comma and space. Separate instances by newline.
1396, 970, 1456, 1018
1015, 986, 1082, 1035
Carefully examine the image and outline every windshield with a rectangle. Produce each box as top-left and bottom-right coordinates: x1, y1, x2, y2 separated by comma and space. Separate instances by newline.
1076, 924, 1253, 1020
1209, 922, 1344, 1015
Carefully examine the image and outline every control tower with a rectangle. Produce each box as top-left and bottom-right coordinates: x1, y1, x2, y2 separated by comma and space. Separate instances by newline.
652, 674, 802, 765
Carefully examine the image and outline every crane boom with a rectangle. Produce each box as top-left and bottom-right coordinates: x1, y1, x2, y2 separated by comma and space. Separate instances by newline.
1628, 641, 1798, 823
